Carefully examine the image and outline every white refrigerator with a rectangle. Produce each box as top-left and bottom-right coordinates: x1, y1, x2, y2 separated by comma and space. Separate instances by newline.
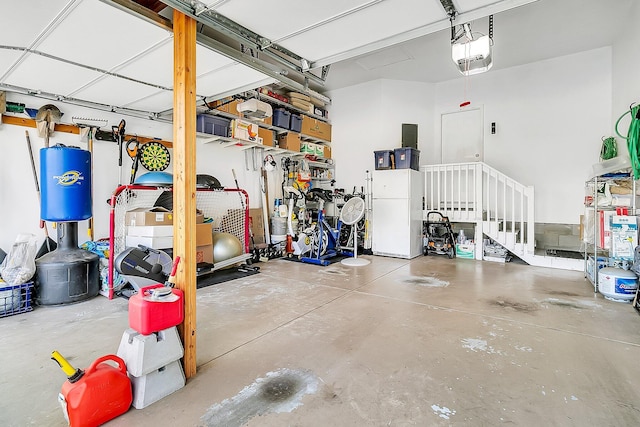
372, 169, 424, 259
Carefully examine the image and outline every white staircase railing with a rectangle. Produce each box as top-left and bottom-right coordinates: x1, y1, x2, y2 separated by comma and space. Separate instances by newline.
422, 162, 535, 260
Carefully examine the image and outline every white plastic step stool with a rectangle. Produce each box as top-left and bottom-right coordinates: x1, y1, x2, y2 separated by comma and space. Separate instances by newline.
130, 360, 186, 409
117, 327, 183, 377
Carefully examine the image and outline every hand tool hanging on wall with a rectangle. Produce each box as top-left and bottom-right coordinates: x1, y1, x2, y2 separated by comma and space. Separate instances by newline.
35, 104, 61, 147
126, 138, 141, 185
112, 120, 126, 186
73, 117, 108, 241
25, 130, 56, 256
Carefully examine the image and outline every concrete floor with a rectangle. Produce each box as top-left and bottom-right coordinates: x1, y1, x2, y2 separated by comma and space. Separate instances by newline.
2, 255, 640, 426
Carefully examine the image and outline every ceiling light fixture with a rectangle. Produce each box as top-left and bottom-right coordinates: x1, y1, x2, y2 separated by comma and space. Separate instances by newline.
450, 15, 494, 76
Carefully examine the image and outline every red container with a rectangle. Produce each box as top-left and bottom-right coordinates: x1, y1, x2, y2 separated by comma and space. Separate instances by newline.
59, 355, 132, 427
128, 284, 184, 335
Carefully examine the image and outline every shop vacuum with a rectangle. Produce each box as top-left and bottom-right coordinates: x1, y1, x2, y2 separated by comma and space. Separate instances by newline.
35, 145, 99, 305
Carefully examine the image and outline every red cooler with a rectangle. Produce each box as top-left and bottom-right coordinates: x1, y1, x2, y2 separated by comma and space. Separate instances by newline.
129, 284, 184, 335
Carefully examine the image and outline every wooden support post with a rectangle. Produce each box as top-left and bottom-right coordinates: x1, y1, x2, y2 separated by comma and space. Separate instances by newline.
173, 10, 197, 379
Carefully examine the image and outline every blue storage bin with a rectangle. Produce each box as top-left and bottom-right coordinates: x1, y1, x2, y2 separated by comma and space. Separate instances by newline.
273, 108, 291, 129
394, 147, 420, 170
374, 150, 394, 170
290, 114, 302, 132
196, 114, 231, 137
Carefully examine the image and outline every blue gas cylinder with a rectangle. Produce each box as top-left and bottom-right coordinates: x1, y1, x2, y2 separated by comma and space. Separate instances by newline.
40, 145, 92, 221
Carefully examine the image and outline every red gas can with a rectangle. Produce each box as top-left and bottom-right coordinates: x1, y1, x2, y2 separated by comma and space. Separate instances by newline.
128, 284, 184, 335
57, 354, 132, 427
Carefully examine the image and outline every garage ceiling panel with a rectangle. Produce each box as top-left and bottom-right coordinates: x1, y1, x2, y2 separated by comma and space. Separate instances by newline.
207, 0, 377, 42
71, 75, 164, 107
457, 0, 503, 12
196, 63, 273, 98
0, 50, 24, 81
3, 54, 102, 96
124, 90, 174, 112
36, 0, 171, 72
115, 37, 174, 88
196, 44, 235, 76
277, 0, 447, 61
0, 0, 71, 47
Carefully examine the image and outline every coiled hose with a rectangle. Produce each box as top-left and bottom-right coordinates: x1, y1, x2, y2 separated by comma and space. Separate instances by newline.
616, 104, 640, 179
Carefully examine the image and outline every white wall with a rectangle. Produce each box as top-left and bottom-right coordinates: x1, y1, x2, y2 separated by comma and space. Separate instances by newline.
612, 0, 640, 153
330, 49, 611, 225
433, 47, 612, 224
329, 79, 434, 193
0, 93, 269, 252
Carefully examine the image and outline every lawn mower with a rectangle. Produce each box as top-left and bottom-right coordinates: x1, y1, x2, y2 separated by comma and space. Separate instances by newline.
423, 211, 456, 258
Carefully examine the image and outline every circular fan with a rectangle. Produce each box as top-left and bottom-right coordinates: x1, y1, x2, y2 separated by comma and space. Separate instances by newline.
339, 197, 370, 266
340, 197, 365, 225
139, 141, 171, 171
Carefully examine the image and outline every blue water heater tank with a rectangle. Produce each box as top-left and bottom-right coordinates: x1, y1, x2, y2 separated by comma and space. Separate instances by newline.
40, 145, 92, 221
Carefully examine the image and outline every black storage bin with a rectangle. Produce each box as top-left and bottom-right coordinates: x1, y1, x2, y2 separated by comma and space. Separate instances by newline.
196, 114, 231, 137
374, 150, 394, 170
394, 147, 420, 170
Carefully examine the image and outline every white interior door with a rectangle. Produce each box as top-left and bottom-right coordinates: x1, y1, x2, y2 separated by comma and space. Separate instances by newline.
441, 108, 483, 163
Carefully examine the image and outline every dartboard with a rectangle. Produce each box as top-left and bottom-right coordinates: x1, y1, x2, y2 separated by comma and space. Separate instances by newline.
139, 141, 171, 171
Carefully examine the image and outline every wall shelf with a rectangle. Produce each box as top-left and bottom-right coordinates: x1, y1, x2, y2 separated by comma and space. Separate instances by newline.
196, 132, 305, 157
256, 91, 330, 123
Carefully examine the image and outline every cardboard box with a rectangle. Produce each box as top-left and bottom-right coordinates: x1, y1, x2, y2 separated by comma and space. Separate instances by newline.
301, 115, 331, 141
455, 243, 475, 259
258, 128, 274, 147
125, 235, 173, 250
599, 210, 615, 249
196, 245, 213, 264
196, 223, 213, 246
127, 225, 173, 237
323, 145, 332, 159
125, 207, 173, 226
249, 208, 265, 245
611, 215, 638, 259
231, 119, 260, 142
278, 132, 301, 152
214, 98, 242, 117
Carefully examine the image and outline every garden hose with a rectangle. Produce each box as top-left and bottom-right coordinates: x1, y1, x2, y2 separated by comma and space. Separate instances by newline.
615, 104, 640, 179
600, 137, 617, 161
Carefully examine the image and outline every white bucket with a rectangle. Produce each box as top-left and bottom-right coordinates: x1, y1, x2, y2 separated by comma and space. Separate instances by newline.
598, 267, 638, 302
271, 234, 287, 244
271, 217, 287, 235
